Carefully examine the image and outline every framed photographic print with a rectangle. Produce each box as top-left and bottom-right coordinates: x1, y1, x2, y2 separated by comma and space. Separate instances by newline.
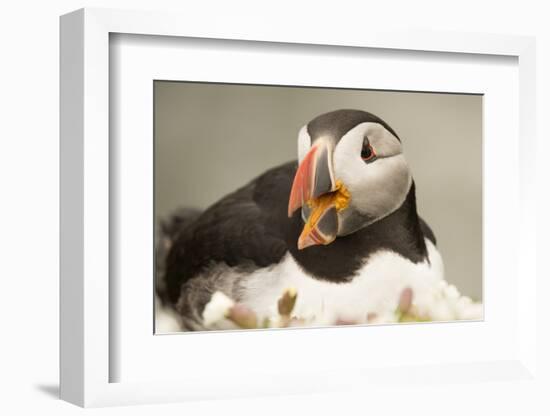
60, 8, 538, 408
153, 81, 483, 333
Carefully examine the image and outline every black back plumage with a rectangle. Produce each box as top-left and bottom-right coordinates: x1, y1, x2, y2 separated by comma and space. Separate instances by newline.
162, 161, 433, 305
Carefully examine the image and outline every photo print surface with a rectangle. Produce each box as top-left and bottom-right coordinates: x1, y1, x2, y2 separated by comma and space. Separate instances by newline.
154, 81, 483, 333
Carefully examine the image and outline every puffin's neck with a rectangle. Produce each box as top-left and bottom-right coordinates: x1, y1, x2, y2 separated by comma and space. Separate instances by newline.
285, 182, 428, 283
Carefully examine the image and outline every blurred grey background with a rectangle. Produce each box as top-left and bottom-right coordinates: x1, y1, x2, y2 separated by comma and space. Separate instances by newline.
154, 81, 482, 301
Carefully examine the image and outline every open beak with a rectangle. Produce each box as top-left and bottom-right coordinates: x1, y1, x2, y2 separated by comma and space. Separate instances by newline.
288, 142, 343, 249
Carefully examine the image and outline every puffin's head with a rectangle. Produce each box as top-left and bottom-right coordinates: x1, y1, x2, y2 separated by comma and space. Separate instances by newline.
288, 109, 412, 249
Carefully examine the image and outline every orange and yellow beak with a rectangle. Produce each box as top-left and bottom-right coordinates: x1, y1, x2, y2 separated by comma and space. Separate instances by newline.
288, 142, 351, 250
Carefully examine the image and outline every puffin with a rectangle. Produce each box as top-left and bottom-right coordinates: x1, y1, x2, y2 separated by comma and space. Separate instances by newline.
157, 109, 444, 330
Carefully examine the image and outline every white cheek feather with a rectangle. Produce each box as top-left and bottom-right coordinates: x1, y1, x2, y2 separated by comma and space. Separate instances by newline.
297, 125, 310, 162
350, 155, 412, 218
333, 126, 411, 220
238, 239, 480, 326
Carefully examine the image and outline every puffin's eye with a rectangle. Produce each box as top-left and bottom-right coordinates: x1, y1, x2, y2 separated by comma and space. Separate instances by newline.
361, 139, 376, 162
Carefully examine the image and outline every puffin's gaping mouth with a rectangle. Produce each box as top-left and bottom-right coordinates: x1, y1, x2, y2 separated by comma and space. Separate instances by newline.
297, 181, 350, 249
288, 142, 351, 249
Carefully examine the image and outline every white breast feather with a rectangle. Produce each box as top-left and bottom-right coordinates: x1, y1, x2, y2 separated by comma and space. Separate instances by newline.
239, 239, 472, 325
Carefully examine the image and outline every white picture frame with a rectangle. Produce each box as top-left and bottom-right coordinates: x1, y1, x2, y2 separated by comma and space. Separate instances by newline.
60, 7, 538, 407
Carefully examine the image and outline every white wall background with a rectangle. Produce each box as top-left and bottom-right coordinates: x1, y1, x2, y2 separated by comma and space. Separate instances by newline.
1, 1, 548, 415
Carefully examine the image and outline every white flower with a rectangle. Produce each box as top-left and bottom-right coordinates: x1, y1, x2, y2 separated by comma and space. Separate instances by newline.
454, 297, 483, 320
202, 291, 235, 327
443, 284, 460, 300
